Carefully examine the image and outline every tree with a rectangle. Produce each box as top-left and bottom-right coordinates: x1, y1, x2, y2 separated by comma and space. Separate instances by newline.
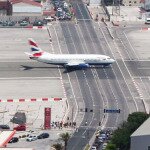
127, 112, 149, 133
105, 143, 116, 150
52, 143, 63, 150
109, 112, 149, 150
59, 132, 70, 150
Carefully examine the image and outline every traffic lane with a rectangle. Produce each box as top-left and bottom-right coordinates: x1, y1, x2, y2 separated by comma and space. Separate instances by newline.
63, 21, 103, 129
77, 21, 95, 53
0, 62, 60, 78
95, 67, 119, 127
67, 127, 95, 150
77, 3, 91, 19
99, 26, 139, 111
49, 24, 69, 54
72, 2, 83, 19
65, 22, 102, 125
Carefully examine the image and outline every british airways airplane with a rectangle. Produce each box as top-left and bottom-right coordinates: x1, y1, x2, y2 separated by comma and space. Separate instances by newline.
25, 38, 115, 68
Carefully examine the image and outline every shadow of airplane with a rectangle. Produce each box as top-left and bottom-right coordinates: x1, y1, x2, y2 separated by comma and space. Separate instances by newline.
20, 65, 110, 73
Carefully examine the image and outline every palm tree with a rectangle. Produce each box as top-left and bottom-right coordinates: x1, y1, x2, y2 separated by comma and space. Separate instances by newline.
59, 132, 70, 150
52, 143, 63, 150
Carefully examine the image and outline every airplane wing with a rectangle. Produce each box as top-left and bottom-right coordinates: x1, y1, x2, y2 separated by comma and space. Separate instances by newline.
65, 61, 90, 67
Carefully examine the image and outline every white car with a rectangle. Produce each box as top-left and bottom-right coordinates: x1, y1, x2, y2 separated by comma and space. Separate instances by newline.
91, 146, 97, 150
26, 135, 37, 142
102, 143, 108, 149
57, 8, 62, 11
44, 16, 56, 22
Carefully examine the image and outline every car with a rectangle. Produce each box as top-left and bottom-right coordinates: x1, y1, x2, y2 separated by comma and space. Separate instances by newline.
13, 124, 26, 131
57, 7, 63, 11
26, 135, 37, 142
91, 146, 97, 150
33, 20, 43, 26
8, 21, 15, 26
2, 22, 8, 26
8, 137, 19, 143
37, 133, 49, 139
0, 125, 10, 129
20, 21, 28, 26
44, 16, 56, 22
102, 143, 107, 150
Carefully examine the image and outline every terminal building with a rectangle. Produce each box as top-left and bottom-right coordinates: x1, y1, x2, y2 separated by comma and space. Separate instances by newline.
130, 117, 150, 150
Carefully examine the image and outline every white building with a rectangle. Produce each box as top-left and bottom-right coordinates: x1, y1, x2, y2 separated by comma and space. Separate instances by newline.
131, 117, 150, 150
11, 0, 42, 16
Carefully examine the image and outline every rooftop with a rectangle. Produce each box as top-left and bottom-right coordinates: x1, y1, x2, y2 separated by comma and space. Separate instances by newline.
131, 117, 150, 137
10, 0, 42, 7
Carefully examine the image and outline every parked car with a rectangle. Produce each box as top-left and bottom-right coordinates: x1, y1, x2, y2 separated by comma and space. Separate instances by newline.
8, 21, 15, 26
37, 133, 49, 139
20, 21, 28, 26
91, 146, 97, 150
102, 142, 107, 150
2, 21, 8, 26
13, 124, 26, 131
44, 16, 56, 22
33, 20, 43, 26
0, 125, 10, 129
26, 135, 37, 142
8, 137, 19, 143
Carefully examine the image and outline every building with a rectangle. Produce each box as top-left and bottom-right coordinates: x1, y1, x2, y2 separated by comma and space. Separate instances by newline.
131, 117, 150, 150
0, 0, 12, 15
10, 0, 42, 16
140, 0, 150, 10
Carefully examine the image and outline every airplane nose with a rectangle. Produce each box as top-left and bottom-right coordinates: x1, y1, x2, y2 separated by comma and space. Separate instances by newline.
111, 59, 115, 63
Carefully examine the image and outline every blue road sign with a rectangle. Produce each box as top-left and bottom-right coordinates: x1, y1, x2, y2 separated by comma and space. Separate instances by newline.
104, 109, 120, 113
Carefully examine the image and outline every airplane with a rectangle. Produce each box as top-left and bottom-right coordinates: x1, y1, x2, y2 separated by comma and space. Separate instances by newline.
25, 38, 115, 69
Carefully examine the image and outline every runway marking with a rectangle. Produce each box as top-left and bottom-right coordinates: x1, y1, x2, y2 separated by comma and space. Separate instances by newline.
0, 77, 61, 80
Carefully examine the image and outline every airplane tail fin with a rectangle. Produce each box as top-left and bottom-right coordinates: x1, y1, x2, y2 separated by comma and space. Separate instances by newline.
28, 38, 42, 53
25, 38, 43, 58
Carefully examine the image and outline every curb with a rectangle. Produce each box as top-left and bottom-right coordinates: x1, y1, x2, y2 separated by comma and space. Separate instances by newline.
106, 26, 114, 39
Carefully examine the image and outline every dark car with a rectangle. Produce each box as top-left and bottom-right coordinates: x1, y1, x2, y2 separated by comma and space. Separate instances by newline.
8, 21, 15, 26
8, 137, 19, 143
0, 125, 10, 129
37, 133, 49, 139
13, 124, 26, 131
33, 20, 43, 26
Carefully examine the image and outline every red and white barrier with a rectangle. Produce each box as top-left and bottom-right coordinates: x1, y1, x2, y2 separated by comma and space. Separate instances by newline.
0, 97, 63, 102
26, 26, 47, 29
141, 27, 150, 30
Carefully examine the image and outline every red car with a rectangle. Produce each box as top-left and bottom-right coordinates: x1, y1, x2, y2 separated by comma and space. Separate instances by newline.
14, 124, 26, 131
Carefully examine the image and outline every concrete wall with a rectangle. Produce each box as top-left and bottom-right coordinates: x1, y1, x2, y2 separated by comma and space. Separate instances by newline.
12, 2, 42, 13
131, 135, 150, 150
89, 0, 100, 4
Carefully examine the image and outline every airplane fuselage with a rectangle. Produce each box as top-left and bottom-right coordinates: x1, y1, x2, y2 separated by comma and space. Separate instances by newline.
30, 52, 115, 67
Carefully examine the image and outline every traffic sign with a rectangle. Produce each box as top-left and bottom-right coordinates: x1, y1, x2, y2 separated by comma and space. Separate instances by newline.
104, 109, 120, 113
